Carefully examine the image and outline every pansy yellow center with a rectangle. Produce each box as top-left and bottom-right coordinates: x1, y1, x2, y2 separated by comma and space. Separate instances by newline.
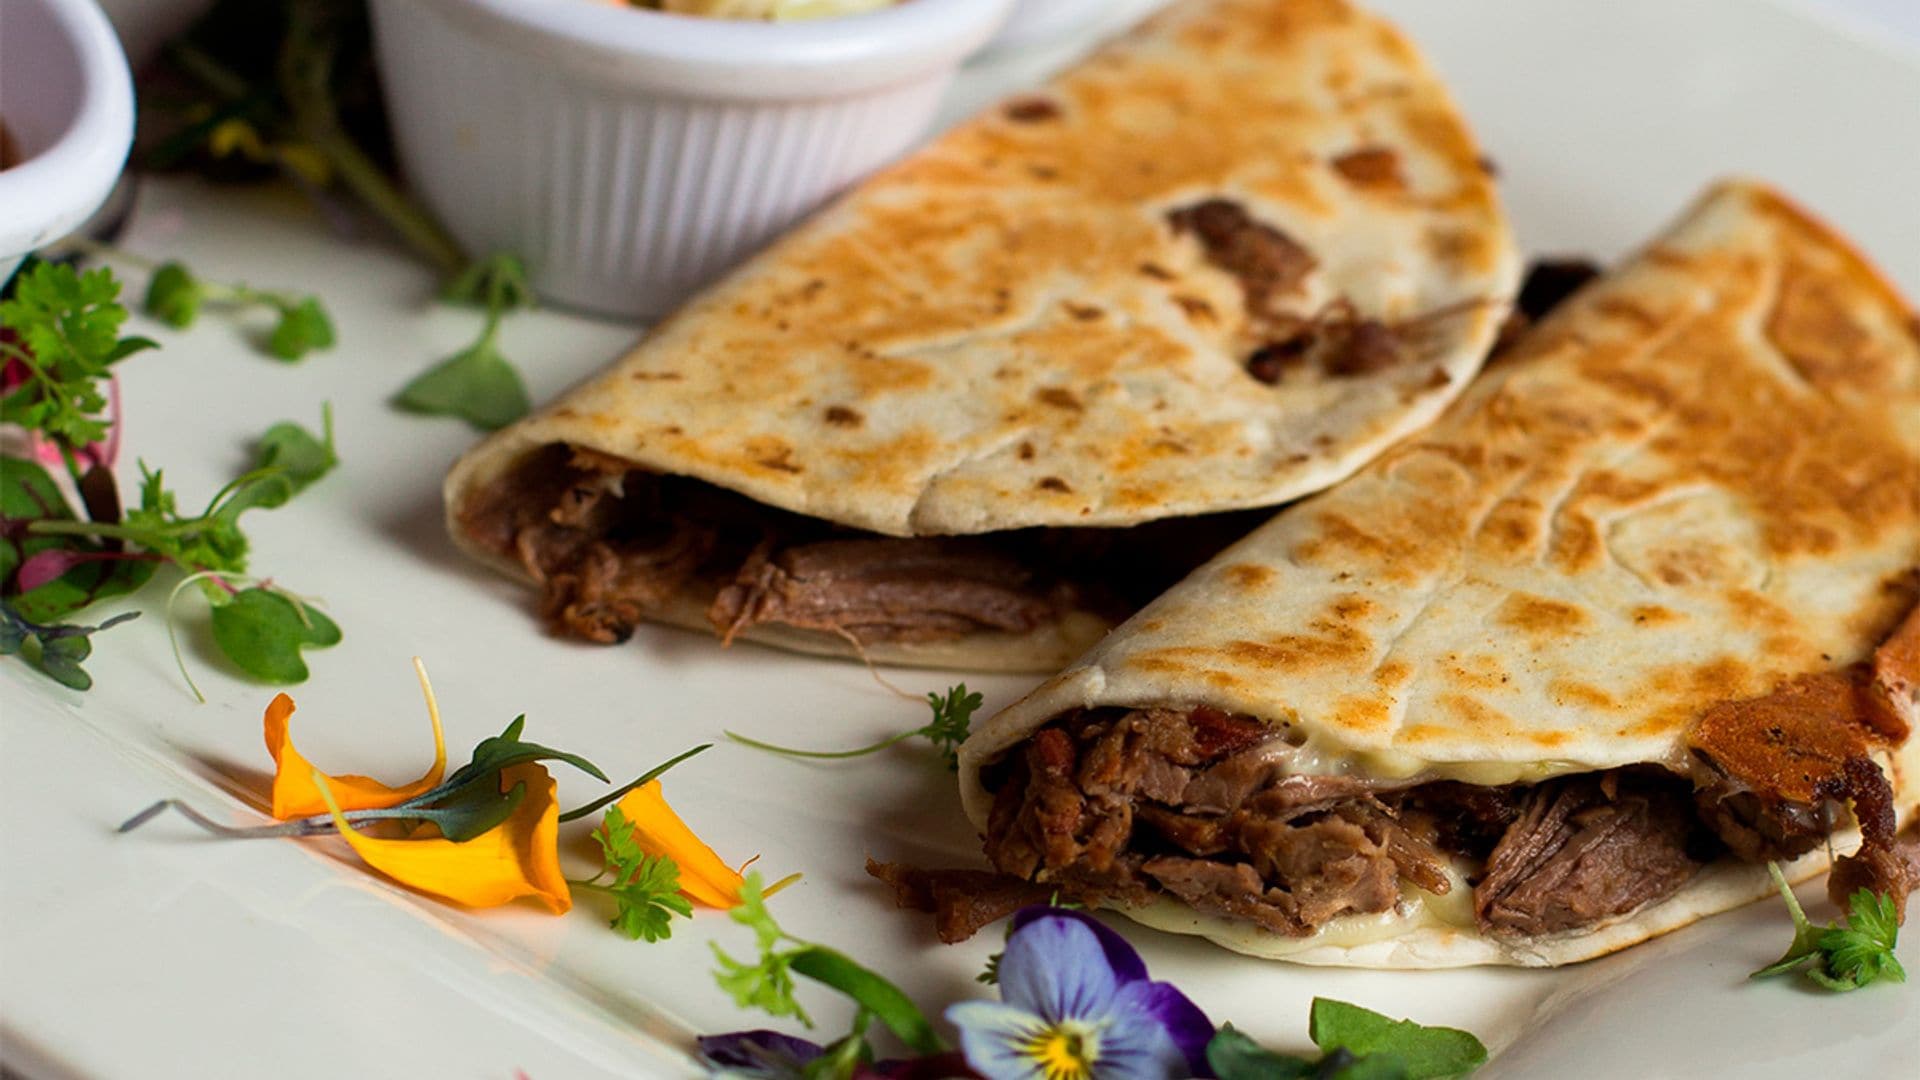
1023, 1020, 1101, 1080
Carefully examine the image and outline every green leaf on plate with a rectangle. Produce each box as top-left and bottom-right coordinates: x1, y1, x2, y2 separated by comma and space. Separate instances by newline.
1, 455, 157, 623
0, 600, 139, 691
1309, 999, 1486, 1079
1206, 1026, 1319, 1080
266, 297, 335, 361
249, 408, 339, 509
143, 262, 204, 328
207, 587, 341, 683
393, 338, 531, 431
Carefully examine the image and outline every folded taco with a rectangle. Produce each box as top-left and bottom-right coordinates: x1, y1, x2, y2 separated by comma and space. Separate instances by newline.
443, 0, 1517, 671
954, 180, 1920, 965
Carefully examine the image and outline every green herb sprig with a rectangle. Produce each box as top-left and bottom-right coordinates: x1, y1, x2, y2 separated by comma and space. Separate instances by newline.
0, 261, 155, 461
393, 253, 533, 431
571, 804, 694, 942
727, 683, 985, 770
143, 259, 335, 361
0, 600, 139, 691
713, 873, 946, 1066
1208, 999, 1489, 1080
2, 261, 343, 691
1751, 862, 1905, 992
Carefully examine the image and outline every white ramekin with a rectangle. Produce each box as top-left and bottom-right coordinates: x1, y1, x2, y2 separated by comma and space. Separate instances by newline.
368, 0, 1017, 320
0, 0, 136, 285
980, 0, 1158, 57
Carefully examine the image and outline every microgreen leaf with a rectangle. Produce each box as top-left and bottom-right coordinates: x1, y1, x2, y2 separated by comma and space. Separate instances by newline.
2, 455, 156, 623
727, 683, 986, 769
32, 408, 336, 578
266, 296, 335, 360
392, 337, 531, 431
1308, 999, 1486, 1079
441, 253, 534, 312
207, 587, 341, 683
248, 406, 338, 507
577, 804, 695, 942
0, 599, 138, 690
143, 262, 203, 328
438, 713, 610, 790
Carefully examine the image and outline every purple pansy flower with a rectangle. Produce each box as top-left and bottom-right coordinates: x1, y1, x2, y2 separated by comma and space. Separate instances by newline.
947, 907, 1213, 1080
698, 1030, 825, 1079
699, 1031, 981, 1080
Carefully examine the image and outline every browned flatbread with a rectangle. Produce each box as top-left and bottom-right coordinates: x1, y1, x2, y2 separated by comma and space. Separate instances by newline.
443, 0, 1518, 670
958, 180, 1920, 964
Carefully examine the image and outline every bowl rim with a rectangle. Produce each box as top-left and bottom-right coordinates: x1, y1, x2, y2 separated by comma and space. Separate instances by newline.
412, 0, 1018, 71
0, 0, 135, 264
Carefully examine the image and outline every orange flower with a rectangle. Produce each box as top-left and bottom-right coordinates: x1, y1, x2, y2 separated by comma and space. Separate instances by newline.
609, 780, 749, 908
315, 763, 571, 913
265, 659, 447, 819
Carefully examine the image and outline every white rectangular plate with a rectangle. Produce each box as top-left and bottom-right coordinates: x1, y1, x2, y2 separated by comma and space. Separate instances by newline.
3, 1, 1917, 1076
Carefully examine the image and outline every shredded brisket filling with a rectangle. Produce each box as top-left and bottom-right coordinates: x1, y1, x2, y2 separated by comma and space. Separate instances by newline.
935, 701, 1910, 946
459, 444, 1260, 647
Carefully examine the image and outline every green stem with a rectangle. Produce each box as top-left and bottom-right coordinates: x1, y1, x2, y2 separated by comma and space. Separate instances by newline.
55, 441, 87, 491
308, 131, 468, 278
164, 39, 253, 101
28, 519, 163, 543
725, 728, 923, 761
558, 743, 713, 823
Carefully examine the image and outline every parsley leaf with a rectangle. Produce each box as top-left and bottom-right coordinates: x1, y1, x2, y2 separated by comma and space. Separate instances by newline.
710, 874, 943, 1054
1753, 863, 1906, 991
575, 804, 694, 942
713, 873, 813, 1026
920, 683, 984, 769
207, 587, 342, 683
727, 682, 986, 770
0, 599, 139, 691
0, 261, 155, 450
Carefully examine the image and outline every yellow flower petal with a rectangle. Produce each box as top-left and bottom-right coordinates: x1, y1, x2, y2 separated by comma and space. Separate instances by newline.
316, 763, 571, 913
265, 659, 449, 819
611, 781, 746, 908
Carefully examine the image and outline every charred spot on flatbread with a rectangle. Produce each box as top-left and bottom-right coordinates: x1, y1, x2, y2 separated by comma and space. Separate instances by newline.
1167, 198, 1318, 320
1330, 146, 1407, 192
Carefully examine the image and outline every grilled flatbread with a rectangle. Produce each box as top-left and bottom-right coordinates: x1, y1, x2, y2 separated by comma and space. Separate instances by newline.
956, 180, 1920, 965
443, 0, 1517, 670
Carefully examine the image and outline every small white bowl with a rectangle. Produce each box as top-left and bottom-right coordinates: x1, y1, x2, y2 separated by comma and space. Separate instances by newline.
0, 0, 136, 285
980, 0, 1158, 57
368, 0, 1017, 319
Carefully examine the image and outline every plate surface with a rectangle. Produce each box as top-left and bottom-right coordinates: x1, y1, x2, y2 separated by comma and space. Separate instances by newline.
3, 1, 1918, 1077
